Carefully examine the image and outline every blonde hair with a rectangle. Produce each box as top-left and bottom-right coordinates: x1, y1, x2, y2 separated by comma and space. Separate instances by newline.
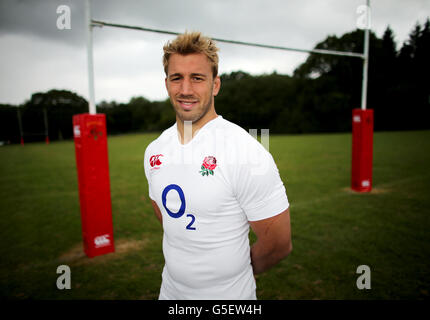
163, 31, 219, 78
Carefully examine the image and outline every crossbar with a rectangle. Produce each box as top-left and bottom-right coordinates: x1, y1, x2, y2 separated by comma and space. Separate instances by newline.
91, 20, 365, 59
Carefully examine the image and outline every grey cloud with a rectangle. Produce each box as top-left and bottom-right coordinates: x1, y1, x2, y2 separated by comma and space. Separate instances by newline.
0, 0, 85, 46
0, 0, 367, 49
1, 0, 427, 51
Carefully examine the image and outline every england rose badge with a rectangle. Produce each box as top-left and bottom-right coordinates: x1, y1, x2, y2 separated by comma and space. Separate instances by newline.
199, 156, 217, 176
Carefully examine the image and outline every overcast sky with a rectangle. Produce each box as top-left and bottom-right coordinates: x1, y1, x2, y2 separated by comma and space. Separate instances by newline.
0, 0, 428, 106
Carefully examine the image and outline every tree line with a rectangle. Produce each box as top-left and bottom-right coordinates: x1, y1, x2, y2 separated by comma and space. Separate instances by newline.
1, 19, 429, 143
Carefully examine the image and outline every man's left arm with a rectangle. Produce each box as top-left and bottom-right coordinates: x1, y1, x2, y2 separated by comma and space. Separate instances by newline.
249, 208, 292, 275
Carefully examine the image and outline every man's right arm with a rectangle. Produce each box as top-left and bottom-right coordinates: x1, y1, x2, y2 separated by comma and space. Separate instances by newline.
151, 200, 163, 225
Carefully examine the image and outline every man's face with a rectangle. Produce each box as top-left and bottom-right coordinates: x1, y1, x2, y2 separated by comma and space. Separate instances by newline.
165, 53, 221, 124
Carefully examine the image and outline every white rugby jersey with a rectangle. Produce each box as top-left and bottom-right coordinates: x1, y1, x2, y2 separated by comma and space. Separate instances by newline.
144, 116, 289, 300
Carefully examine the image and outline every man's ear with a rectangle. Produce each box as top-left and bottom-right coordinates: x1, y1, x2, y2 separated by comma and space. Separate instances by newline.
165, 77, 168, 91
213, 76, 221, 96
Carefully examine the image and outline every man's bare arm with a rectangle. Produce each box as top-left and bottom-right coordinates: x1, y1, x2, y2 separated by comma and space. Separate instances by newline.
249, 208, 292, 275
151, 200, 163, 225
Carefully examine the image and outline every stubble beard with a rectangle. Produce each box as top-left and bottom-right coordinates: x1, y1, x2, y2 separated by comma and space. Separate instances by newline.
176, 98, 213, 125
172, 86, 214, 125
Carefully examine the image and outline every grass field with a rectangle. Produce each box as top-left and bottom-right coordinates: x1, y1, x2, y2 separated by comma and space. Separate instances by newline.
0, 130, 429, 300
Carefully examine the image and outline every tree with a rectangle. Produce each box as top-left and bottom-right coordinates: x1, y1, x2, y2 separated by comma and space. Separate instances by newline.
0, 104, 20, 143
394, 19, 430, 130
22, 90, 88, 141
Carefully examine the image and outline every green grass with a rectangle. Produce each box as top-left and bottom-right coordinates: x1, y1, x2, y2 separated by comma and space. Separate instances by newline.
0, 130, 429, 300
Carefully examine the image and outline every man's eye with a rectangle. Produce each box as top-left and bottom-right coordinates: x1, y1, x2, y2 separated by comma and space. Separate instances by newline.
192, 77, 203, 81
171, 77, 181, 81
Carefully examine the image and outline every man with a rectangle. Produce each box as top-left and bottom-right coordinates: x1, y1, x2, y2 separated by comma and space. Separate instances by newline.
144, 32, 292, 300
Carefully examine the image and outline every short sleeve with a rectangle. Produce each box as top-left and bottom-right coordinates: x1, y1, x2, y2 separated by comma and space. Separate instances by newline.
233, 139, 289, 222
143, 146, 155, 201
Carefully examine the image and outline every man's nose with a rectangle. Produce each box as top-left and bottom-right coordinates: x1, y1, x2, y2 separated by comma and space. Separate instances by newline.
180, 78, 193, 95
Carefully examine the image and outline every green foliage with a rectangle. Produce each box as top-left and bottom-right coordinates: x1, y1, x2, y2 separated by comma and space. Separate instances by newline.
294, 20, 430, 132
99, 97, 175, 134
0, 90, 88, 143
0, 104, 20, 143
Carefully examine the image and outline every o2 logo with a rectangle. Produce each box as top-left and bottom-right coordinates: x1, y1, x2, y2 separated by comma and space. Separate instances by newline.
162, 184, 196, 230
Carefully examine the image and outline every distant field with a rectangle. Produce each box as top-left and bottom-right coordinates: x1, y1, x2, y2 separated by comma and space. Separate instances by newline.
0, 130, 429, 300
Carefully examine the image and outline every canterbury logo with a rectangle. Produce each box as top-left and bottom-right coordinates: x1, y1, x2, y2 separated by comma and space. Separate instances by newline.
94, 234, 110, 248
150, 154, 163, 167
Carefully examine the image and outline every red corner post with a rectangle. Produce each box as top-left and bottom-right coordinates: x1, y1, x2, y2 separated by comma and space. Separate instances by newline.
351, 109, 374, 192
73, 113, 115, 257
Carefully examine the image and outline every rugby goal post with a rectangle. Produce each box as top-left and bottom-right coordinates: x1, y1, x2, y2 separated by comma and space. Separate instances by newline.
72, 0, 115, 259
15, 106, 50, 145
